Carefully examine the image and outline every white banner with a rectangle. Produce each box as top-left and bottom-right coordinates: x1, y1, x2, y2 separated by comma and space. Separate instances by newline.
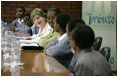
82, 1, 117, 70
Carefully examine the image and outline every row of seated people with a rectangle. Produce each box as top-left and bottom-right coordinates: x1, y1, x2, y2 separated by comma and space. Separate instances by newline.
7, 6, 112, 76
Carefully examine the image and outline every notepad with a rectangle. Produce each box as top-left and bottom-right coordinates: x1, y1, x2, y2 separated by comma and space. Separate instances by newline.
20, 43, 44, 50
20, 43, 39, 47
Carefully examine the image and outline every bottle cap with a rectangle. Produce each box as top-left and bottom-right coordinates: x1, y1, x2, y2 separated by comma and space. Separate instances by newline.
1, 20, 3, 24
6, 28, 9, 31
1, 20, 3, 22
3, 24, 6, 27
16, 38, 20, 41
13, 33, 16, 36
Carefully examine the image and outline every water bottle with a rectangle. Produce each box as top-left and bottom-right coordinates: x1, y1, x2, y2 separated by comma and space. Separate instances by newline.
11, 33, 17, 46
10, 61, 24, 76
1, 21, 6, 42
12, 38, 21, 63
3, 52, 12, 72
13, 33, 17, 41
1, 20, 3, 25
1, 22, 7, 33
1, 26, 6, 52
4, 28, 12, 46
11, 65, 20, 76
5, 28, 9, 40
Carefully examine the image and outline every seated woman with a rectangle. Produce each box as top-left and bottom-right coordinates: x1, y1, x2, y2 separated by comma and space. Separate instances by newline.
38, 8, 60, 48
70, 24, 112, 76
31, 8, 60, 72
66, 18, 85, 74
25, 8, 53, 43
45, 13, 73, 69
31, 9, 47, 35
8, 6, 31, 33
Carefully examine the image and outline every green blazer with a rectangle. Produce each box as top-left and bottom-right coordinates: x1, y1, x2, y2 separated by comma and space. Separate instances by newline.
38, 29, 59, 48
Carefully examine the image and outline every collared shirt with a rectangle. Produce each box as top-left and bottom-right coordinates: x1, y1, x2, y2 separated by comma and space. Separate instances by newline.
71, 48, 75, 54
45, 35, 73, 69
68, 51, 78, 74
45, 33, 67, 50
57, 33, 67, 42
32, 23, 53, 43
38, 29, 59, 48
74, 49, 112, 76
17, 18, 24, 25
8, 18, 31, 33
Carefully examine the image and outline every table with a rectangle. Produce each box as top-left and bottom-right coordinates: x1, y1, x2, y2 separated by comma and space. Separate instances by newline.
2, 50, 72, 76
1, 32, 72, 76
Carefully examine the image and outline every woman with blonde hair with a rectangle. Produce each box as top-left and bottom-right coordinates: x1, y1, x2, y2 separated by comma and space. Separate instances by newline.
26, 8, 52, 43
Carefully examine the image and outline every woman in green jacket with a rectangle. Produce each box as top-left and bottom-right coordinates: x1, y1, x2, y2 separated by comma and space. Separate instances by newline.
38, 8, 61, 48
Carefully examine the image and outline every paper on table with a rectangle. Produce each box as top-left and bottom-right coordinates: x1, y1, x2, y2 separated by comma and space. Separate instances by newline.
17, 36, 31, 39
19, 40, 35, 43
20, 43, 39, 47
16, 37, 27, 39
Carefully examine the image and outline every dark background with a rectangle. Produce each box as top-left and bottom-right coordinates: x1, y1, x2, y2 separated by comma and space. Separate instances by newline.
1, 1, 82, 24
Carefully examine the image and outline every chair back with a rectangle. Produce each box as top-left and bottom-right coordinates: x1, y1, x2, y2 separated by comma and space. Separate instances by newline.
99, 47, 111, 61
93, 37, 102, 51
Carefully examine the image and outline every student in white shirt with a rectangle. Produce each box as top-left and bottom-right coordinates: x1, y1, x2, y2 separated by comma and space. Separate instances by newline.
45, 13, 73, 69
8, 6, 31, 33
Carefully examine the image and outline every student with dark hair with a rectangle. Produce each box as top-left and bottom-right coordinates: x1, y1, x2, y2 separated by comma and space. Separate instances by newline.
67, 18, 85, 33
18, 6, 26, 12
42, 9, 47, 14
45, 13, 73, 69
47, 8, 61, 28
23, 13, 33, 35
48, 8, 61, 14
70, 24, 112, 76
67, 18, 85, 40
23, 13, 32, 27
8, 6, 31, 33
66, 18, 85, 74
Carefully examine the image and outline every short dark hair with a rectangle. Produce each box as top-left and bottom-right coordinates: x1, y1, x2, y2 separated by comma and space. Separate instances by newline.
48, 8, 61, 15
17, 6, 26, 12
42, 9, 47, 14
71, 24, 95, 49
68, 18, 85, 32
56, 13, 70, 32
23, 13, 30, 18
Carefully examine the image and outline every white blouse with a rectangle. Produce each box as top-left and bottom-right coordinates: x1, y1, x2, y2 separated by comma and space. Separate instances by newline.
32, 23, 52, 43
